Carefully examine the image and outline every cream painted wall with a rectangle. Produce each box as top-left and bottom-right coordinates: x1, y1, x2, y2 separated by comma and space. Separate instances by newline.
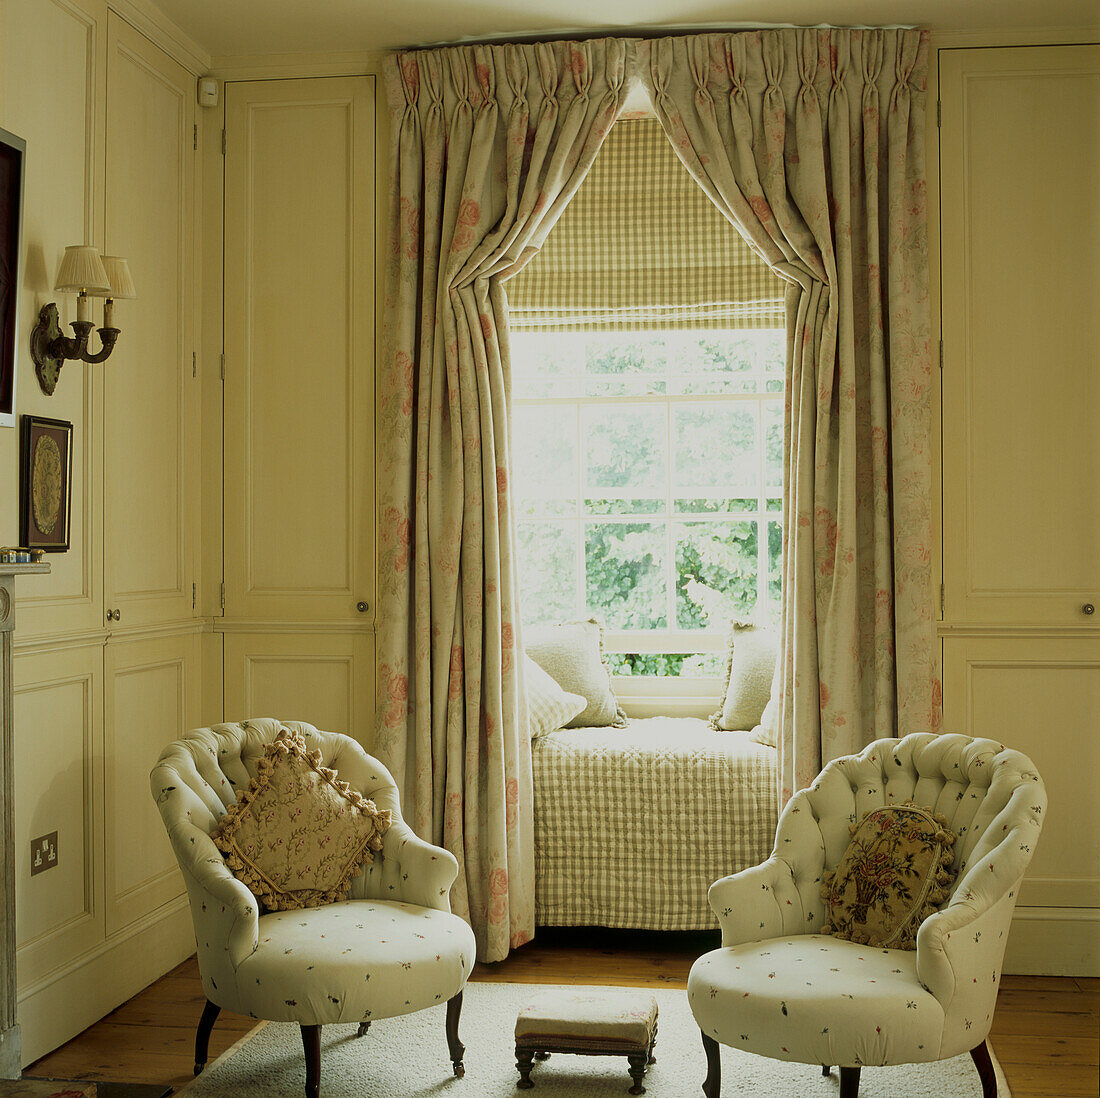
0, 0, 213, 1064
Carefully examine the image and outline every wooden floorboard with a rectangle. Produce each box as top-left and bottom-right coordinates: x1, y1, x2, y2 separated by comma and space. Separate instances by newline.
23, 931, 1099, 1097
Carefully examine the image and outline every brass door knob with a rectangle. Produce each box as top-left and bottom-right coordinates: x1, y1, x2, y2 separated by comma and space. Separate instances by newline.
356, 601, 369, 613
1084, 603, 1096, 616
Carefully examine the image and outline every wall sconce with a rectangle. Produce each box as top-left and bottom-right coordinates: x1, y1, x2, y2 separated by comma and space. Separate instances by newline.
29, 245, 136, 395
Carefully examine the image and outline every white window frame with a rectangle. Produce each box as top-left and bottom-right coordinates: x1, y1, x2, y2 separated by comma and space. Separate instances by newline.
511, 330, 784, 702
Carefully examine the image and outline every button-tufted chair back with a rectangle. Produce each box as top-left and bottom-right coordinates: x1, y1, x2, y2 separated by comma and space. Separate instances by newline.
774, 732, 1046, 932
151, 719, 422, 988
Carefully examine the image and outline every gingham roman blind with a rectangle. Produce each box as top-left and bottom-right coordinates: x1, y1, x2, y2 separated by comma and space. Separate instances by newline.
507, 116, 786, 332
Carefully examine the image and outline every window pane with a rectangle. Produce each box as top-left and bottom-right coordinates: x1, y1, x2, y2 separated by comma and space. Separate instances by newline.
764, 400, 783, 491
585, 521, 667, 629
511, 332, 583, 399
607, 652, 725, 677
676, 498, 758, 514
673, 404, 758, 496
513, 404, 577, 517
676, 520, 759, 629
585, 333, 667, 376
583, 406, 666, 495
517, 521, 578, 625
586, 498, 663, 515
768, 519, 783, 612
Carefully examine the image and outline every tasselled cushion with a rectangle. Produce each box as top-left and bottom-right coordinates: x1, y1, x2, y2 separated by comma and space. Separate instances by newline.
821, 802, 956, 949
211, 726, 391, 911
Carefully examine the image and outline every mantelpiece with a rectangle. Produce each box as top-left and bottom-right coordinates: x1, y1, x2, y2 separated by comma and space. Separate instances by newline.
0, 564, 50, 1078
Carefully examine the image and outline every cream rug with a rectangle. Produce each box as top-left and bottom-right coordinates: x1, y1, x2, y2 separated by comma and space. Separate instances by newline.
177, 982, 1010, 1097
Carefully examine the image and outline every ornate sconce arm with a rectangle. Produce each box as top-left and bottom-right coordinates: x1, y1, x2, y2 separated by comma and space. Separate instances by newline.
81, 327, 121, 365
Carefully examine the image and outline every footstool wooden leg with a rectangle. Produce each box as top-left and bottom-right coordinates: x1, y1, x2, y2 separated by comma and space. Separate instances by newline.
516, 1046, 536, 1089
701, 1030, 721, 1098
446, 991, 465, 1077
627, 1051, 649, 1094
357, 1021, 370, 1038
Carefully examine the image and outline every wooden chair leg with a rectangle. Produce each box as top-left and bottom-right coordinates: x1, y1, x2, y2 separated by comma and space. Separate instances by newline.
839, 1065, 861, 1098
300, 1024, 321, 1098
356, 1021, 370, 1037
970, 1039, 998, 1098
822, 1065, 831, 1076
193, 999, 221, 1076
701, 1030, 721, 1098
446, 991, 465, 1077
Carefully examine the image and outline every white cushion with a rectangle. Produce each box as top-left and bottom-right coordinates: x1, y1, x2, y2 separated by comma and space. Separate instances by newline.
689, 935, 946, 1066
525, 655, 586, 740
710, 622, 778, 732
232, 899, 475, 1024
525, 620, 626, 728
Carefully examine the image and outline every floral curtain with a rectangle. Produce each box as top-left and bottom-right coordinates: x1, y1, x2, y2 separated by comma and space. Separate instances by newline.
377, 39, 630, 961
638, 29, 941, 799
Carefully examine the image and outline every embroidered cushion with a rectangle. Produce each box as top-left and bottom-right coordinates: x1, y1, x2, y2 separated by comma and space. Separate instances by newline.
821, 802, 956, 949
211, 726, 390, 911
709, 621, 778, 733
525, 655, 587, 740
525, 619, 626, 728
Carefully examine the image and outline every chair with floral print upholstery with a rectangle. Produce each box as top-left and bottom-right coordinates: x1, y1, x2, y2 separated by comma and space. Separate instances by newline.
688, 732, 1045, 1098
151, 718, 476, 1098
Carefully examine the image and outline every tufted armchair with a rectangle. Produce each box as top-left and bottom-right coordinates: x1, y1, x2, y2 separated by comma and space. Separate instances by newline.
688, 732, 1045, 1098
150, 719, 476, 1097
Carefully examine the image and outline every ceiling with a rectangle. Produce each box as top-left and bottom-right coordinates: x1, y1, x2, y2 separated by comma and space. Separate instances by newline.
152, 0, 1098, 58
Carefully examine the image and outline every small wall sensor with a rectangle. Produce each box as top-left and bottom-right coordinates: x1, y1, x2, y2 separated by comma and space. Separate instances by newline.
197, 77, 219, 108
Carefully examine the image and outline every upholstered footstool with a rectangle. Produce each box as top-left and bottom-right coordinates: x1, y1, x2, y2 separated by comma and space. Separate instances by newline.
514, 988, 658, 1094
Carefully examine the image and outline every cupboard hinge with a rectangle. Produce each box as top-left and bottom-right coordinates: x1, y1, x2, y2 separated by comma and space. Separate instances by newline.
193, 122, 198, 151
938, 339, 943, 370
192, 351, 197, 378
936, 100, 941, 127
192, 582, 196, 611
939, 582, 945, 617
220, 581, 226, 612
220, 352, 225, 380
221, 129, 226, 155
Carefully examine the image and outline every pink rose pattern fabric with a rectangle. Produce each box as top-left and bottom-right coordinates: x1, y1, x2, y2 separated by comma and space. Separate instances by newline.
638, 30, 941, 802
377, 39, 630, 961
378, 30, 941, 960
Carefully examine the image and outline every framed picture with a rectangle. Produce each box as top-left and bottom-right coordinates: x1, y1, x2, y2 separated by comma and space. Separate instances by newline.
0, 128, 26, 429
21, 416, 73, 552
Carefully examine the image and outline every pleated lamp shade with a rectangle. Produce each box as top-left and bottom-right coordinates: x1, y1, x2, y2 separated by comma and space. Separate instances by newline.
54, 245, 111, 294
95, 256, 137, 300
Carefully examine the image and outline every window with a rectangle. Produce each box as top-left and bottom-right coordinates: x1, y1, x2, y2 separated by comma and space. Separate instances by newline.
512, 327, 784, 678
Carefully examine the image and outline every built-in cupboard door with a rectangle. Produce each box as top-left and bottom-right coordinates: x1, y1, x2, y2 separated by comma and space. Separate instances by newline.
103, 13, 199, 630
222, 77, 375, 623
939, 45, 1099, 627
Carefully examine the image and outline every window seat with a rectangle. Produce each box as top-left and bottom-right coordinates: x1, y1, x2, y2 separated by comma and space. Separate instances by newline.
532, 716, 777, 931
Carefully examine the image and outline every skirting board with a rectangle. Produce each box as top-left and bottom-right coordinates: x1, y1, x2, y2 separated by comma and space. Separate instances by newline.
17, 900, 195, 1066
1003, 906, 1099, 976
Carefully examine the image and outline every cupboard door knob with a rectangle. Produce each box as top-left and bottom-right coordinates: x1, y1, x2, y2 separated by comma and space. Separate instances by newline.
356, 601, 369, 613
1084, 603, 1096, 616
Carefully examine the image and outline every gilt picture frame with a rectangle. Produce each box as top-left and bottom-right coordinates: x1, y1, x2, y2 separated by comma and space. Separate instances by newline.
21, 415, 73, 552
0, 127, 26, 429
